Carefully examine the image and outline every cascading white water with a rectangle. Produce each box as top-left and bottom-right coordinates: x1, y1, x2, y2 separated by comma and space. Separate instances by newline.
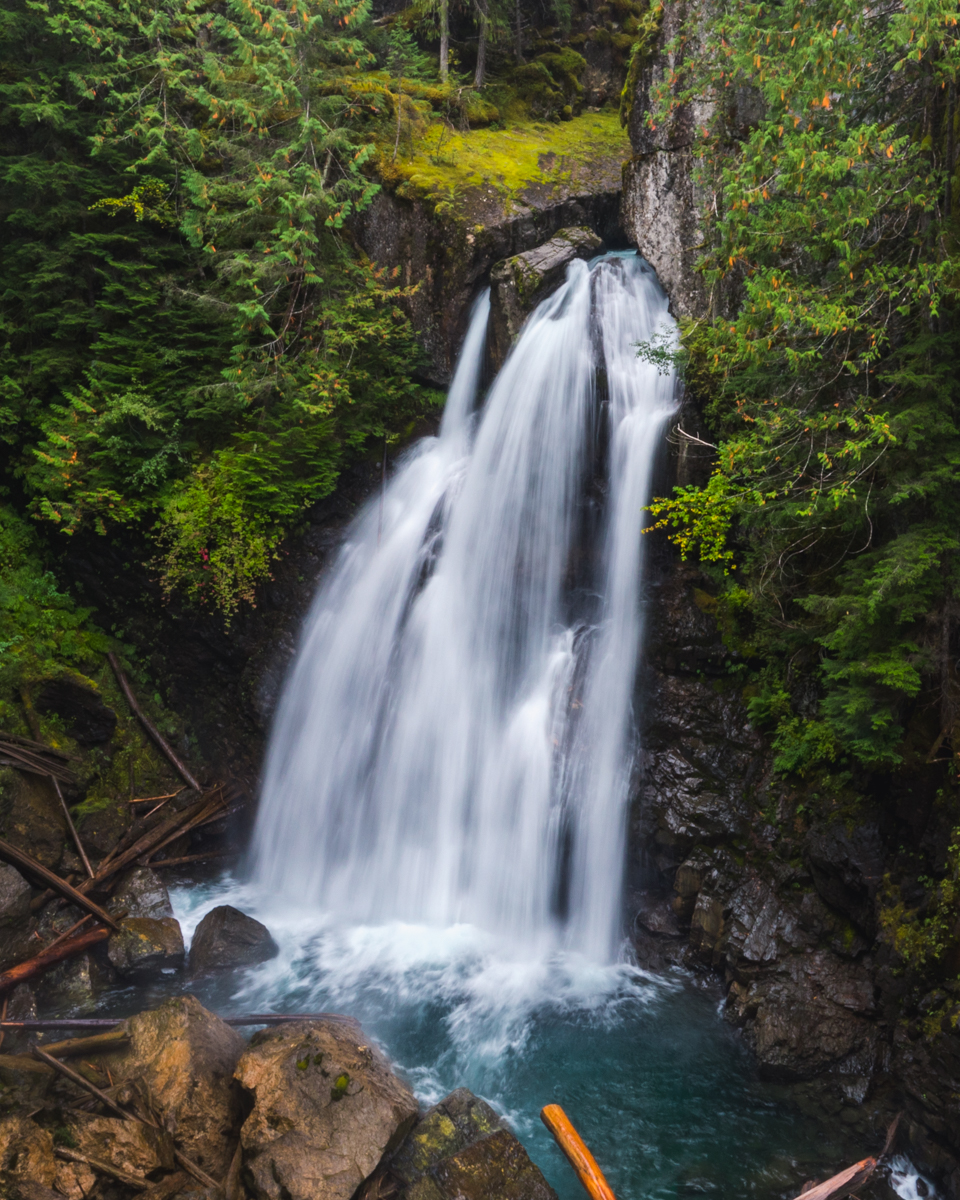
252, 252, 677, 961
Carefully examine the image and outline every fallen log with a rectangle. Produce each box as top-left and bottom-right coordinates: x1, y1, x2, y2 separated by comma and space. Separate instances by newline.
149, 850, 236, 868
3, 1012, 362, 1031
0, 731, 77, 783
541, 1104, 617, 1200
789, 1158, 878, 1200
55, 1145, 150, 1190
41, 1028, 130, 1058
0, 1052, 54, 1075
0, 926, 111, 993
107, 653, 202, 793
86, 790, 226, 889
52, 776, 94, 878
0, 837, 118, 929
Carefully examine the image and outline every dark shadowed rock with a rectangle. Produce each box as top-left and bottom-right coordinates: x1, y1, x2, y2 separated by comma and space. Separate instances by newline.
235, 1016, 419, 1200
108, 916, 185, 979
189, 904, 278, 973
0, 768, 67, 868
0, 862, 31, 925
35, 675, 117, 745
381, 1089, 557, 1200
102, 996, 246, 1179
109, 866, 174, 920
488, 227, 603, 367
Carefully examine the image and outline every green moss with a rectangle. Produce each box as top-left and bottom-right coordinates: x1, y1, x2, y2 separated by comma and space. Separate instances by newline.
331, 1072, 350, 1100
383, 111, 630, 218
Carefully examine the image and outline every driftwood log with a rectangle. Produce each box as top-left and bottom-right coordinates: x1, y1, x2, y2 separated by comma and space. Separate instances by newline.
541, 1104, 617, 1200
2, 1012, 362, 1031
0, 926, 110, 994
107, 653, 202, 793
791, 1158, 878, 1200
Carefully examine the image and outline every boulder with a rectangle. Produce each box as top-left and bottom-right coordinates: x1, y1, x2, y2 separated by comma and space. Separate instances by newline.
488, 227, 603, 367
110, 866, 175, 920
0, 862, 31, 924
66, 1113, 175, 1179
389, 1088, 501, 1185
0, 767, 68, 868
189, 904, 278, 973
35, 675, 117, 744
108, 916, 185, 979
235, 1017, 419, 1200
401, 1128, 558, 1200
382, 1089, 557, 1200
104, 995, 246, 1179
37, 950, 113, 1013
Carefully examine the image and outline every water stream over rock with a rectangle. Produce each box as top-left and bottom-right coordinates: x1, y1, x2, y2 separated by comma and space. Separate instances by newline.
84, 254, 915, 1200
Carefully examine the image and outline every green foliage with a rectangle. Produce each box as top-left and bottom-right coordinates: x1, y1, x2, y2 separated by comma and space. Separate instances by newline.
879, 825, 960, 971
0, 506, 110, 726
644, 0, 960, 772
0, 0, 439, 618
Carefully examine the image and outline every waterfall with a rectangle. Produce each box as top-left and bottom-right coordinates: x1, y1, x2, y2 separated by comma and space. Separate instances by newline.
252, 252, 677, 962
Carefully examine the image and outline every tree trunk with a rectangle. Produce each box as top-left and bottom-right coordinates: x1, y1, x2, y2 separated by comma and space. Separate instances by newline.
515, 0, 524, 63
473, 0, 488, 87
440, 0, 449, 80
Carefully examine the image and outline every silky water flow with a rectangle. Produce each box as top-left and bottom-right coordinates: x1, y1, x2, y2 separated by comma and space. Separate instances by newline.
165, 254, 896, 1200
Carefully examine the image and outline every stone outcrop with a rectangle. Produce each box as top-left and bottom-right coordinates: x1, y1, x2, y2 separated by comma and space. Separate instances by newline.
189, 904, 279, 973
356, 177, 622, 385
235, 1016, 419, 1200
488, 227, 602, 368
381, 1088, 557, 1200
630, 557, 960, 1186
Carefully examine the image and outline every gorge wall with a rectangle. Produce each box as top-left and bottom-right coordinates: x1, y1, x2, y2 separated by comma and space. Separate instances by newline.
618, 10, 960, 1191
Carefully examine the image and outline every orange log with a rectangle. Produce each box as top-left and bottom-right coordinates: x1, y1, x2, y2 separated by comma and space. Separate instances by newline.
0, 926, 110, 994
541, 1104, 617, 1200
789, 1158, 877, 1200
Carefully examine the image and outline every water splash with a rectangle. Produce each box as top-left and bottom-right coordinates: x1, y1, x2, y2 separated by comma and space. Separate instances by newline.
252, 253, 677, 961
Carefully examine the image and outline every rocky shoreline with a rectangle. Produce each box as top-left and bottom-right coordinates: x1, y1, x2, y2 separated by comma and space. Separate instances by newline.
0, 992, 558, 1200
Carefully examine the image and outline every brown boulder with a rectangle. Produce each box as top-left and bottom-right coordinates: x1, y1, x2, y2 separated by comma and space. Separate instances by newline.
0, 1115, 58, 1193
66, 1113, 175, 1179
104, 995, 246, 1180
235, 1017, 419, 1200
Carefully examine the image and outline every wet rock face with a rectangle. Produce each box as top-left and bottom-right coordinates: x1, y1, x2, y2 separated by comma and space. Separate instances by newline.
356, 187, 621, 384
108, 994, 247, 1179
189, 904, 279, 973
235, 1016, 419, 1200
108, 916, 185, 979
383, 1087, 558, 1200
488, 226, 603, 368
630, 559, 960, 1184
110, 866, 175, 920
